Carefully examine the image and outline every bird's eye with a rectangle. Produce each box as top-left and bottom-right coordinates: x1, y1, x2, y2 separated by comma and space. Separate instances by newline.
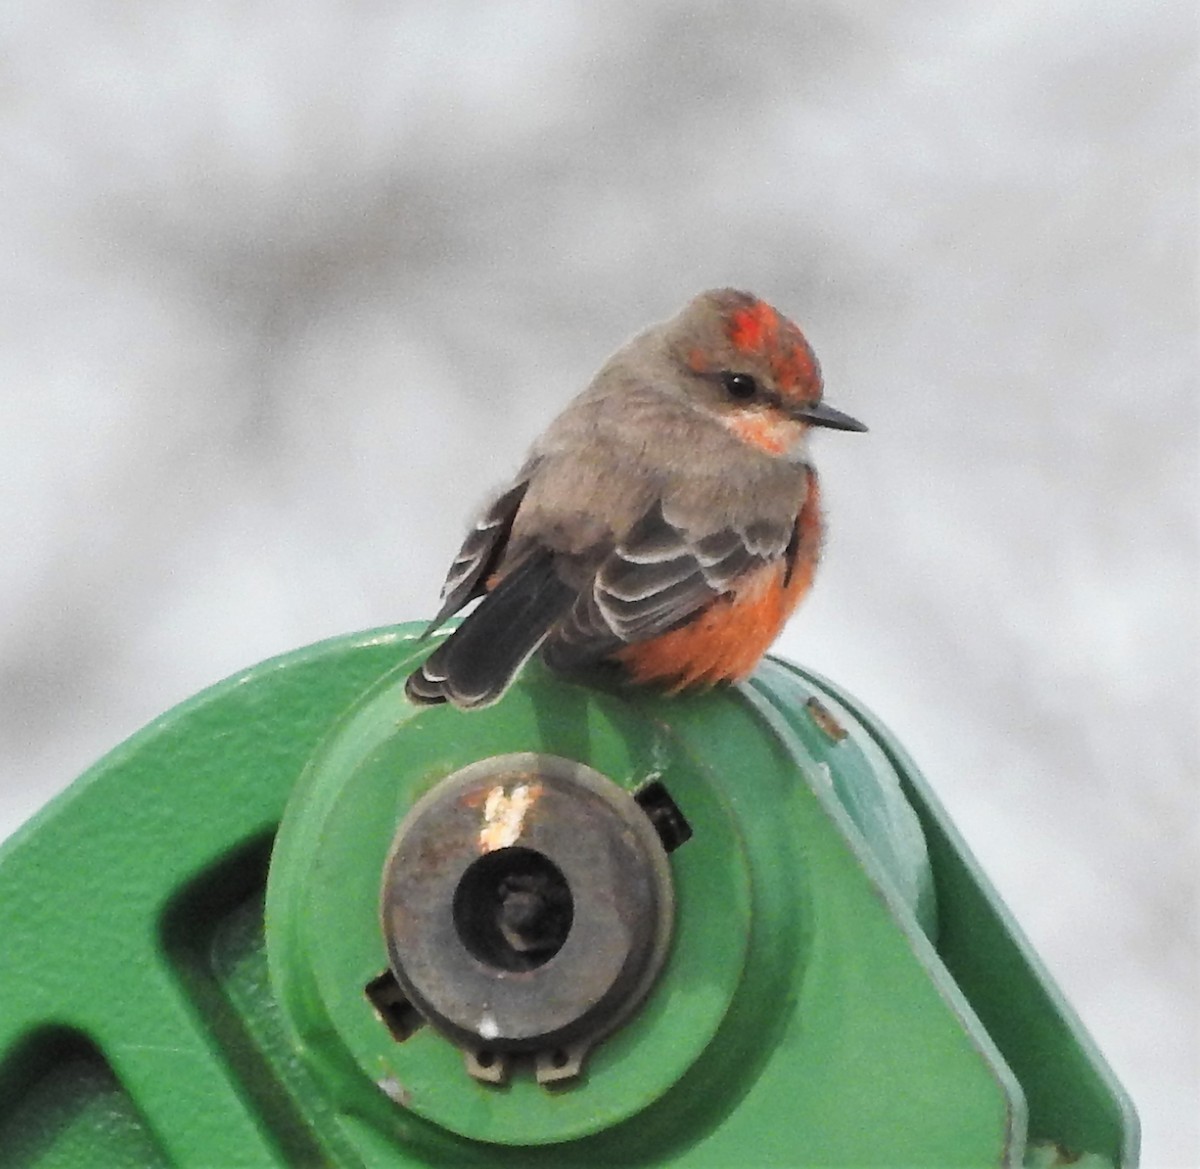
721, 372, 759, 400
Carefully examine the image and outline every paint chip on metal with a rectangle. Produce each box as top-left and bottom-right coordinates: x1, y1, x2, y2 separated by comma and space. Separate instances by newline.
479, 783, 540, 852
806, 696, 848, 742
377, 1076, 411, 1106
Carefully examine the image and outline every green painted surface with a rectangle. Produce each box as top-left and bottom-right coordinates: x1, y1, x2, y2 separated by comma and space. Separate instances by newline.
0, 1032, 171, 1169
0, 623, 1137, 1167
0, 626, 419, 1167
774, 660, 1140, 1169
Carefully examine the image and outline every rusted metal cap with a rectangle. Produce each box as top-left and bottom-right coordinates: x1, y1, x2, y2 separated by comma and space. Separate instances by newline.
379, 753, 675, 1083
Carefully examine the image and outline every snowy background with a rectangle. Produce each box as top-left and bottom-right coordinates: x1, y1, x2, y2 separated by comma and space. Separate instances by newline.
1, 2, 1195, 1164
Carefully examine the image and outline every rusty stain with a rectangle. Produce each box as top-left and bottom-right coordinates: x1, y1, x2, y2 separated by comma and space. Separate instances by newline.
409, 831, 465, 876
1023, 1142, 1094, 1167
806, 696, 847, 742
479, 783, 542, 852
1050, 1145, 1083, 1166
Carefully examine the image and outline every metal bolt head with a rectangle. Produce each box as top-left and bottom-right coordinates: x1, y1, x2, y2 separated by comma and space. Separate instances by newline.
379, 753, 675, 1071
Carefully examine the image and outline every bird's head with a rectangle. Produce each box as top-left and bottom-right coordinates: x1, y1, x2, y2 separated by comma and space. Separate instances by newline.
666, 288, 866, 459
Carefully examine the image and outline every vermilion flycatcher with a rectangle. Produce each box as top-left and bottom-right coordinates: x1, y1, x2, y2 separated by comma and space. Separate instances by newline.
406, 288, 866, 709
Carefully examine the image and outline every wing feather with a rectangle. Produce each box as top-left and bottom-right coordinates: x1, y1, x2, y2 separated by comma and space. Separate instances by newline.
543, 501, 793, 670
424, 478, 531, 633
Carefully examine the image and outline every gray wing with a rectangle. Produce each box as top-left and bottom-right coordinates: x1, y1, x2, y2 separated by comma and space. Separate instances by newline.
424, 478, 531, 633
407, 547, 576, 708
543, 500, 796, 669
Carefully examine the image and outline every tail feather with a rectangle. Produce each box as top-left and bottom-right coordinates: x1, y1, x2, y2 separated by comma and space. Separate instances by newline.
405, 550, 576, 709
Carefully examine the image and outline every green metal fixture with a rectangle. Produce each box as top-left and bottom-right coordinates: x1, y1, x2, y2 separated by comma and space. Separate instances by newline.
0, 623, 1138, 1167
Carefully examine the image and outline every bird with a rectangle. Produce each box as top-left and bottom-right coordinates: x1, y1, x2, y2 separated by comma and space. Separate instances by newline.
405, 288, 866, 710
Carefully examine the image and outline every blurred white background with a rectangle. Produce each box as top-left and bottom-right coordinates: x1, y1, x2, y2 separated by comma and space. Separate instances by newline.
1, 1, 1195, 1164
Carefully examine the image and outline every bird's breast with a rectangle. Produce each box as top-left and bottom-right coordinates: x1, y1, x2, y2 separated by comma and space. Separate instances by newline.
614, 475, 822, 691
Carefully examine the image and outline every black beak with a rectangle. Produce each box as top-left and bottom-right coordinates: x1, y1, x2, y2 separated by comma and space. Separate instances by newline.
794, 401, 868, 432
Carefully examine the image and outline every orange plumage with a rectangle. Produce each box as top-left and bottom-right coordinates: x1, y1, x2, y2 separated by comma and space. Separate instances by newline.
616, 476, 822, 690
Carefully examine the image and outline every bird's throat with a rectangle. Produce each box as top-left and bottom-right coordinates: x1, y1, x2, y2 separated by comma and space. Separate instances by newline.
723, 411, 805, 459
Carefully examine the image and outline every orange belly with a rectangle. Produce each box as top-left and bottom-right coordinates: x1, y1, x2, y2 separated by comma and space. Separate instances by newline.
615, 483, 822, 691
